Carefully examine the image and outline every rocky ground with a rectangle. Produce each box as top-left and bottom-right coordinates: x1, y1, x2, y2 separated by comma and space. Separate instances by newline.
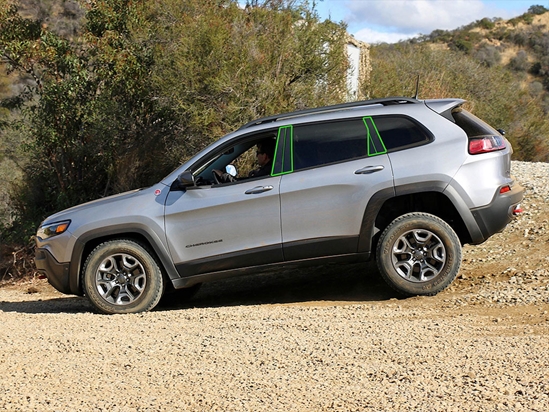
0, 161, 548, 411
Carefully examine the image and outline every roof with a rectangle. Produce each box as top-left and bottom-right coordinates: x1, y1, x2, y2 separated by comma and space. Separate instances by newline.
238, 97, 421, 130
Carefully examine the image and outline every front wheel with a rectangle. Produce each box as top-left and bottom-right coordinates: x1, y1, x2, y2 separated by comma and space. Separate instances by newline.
376, 213, 462, 296
82, 240, 164, 314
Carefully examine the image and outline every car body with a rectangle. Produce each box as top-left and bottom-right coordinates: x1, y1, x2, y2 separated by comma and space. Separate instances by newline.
35, 97, 524, 313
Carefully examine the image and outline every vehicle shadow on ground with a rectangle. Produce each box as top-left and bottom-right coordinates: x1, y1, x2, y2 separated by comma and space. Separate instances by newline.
0, 262, 400, 314
158, 262, 400, 311
0, 294, 94, 314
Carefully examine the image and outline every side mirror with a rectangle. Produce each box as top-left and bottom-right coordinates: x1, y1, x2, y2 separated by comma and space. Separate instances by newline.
172, 170, 195, 190
497, 128, 506, 136
179, 170, 195, 186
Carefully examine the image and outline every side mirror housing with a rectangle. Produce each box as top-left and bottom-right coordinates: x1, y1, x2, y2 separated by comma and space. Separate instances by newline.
172, 170, 195, 190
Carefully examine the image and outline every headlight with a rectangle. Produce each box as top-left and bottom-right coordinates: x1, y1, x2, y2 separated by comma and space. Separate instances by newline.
37, 220, 71, 240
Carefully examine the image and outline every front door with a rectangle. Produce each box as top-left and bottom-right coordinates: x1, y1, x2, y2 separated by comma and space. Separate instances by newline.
164, 175, 283, 277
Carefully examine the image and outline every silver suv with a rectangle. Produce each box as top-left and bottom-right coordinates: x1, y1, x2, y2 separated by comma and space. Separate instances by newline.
35, 97, 524, 314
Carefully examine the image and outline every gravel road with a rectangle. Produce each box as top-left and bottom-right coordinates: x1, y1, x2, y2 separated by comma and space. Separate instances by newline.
1, 161, 548, 412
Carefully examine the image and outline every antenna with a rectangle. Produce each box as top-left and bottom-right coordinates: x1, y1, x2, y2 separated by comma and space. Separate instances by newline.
413, 75, 420, 99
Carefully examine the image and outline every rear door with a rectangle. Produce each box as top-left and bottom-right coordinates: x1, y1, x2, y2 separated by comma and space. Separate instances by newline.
278, 118, 394, 261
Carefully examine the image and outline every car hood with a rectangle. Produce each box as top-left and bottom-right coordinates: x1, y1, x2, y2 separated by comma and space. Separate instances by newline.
39, 185, 165, 226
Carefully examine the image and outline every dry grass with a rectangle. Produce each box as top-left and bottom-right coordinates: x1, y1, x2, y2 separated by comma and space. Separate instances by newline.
0, 241, 36, 285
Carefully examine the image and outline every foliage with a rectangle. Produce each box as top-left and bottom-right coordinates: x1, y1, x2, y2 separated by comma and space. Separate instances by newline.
474, 44, 501, 67
0, 0, 178, 241
0, 0, 350, 242
528, 5, 549, 15
508, 50, 529, 72
367, 43, 549, 162
478, 17, 495, 30
143, 0, 349, 161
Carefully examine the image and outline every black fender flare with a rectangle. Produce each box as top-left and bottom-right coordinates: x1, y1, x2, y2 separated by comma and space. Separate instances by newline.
68, 224, 180, 295
357, 181, 485, 254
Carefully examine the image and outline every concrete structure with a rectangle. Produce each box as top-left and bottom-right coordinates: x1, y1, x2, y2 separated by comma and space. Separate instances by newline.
346, 36, 371, 101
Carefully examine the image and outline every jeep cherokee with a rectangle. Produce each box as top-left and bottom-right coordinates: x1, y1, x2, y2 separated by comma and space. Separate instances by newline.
35, 97, 524, 314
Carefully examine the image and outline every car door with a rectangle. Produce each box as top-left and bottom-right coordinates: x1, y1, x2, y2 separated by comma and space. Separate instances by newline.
278, 117, 394, 261
164, 171, 283, 278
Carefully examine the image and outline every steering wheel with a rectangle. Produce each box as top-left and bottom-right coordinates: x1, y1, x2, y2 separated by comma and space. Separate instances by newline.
212, 170, 222, 185
212, 170, 237, 184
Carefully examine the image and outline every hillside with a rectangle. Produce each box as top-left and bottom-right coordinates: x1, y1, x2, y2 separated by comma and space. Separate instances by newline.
415, 8, 549, 110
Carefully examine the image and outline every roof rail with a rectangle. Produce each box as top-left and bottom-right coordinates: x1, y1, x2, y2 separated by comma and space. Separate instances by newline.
239, 97, 419, 130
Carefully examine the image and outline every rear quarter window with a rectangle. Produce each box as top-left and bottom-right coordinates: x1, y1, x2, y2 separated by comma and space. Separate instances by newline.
374, 116, 432, 151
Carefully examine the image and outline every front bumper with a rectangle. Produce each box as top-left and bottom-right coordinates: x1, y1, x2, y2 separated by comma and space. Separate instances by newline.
35, 248, 73, 294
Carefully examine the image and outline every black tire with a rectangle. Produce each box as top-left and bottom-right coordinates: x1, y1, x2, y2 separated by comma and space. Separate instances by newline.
82, 240, 164, 314
376, 212, 461, 296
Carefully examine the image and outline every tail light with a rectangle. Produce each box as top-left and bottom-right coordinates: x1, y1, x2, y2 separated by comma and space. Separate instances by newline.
468, 135, 506, 154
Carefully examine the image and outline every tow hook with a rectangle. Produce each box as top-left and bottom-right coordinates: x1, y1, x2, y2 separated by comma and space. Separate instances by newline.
512, 204, 523, 216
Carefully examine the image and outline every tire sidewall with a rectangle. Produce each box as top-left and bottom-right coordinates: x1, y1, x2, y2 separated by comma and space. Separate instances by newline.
83, 240, 164, 314
376, 213, 461, 296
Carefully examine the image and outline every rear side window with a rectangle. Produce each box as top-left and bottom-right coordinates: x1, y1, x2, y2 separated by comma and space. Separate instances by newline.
290, 116, 430, 171
292, 119, 372, 170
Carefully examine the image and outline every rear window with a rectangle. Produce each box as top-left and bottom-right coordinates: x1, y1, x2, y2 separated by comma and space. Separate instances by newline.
451, 109, 499, 138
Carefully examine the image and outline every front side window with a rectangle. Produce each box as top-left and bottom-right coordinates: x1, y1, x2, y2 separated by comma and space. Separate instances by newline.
192, 131, 278, 185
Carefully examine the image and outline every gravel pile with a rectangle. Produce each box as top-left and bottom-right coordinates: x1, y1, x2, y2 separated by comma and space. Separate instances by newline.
454, 161, 549, 309
0, 161, 548, 412
450, 269, 549, 306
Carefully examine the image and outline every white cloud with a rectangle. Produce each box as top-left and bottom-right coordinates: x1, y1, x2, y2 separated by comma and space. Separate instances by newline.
345, 0, 507, 36
353, 27, 417, 44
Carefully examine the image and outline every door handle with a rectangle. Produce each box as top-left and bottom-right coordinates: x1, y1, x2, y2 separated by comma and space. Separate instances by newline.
355, 165, 385, 175
245, 185, 274, 195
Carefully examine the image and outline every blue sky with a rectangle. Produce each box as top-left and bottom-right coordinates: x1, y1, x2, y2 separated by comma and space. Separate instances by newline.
315, 0, 547, 43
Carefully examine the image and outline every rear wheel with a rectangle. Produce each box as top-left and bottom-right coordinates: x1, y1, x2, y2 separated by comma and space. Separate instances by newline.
376, 213, 461, 296
82, 240, 164, 314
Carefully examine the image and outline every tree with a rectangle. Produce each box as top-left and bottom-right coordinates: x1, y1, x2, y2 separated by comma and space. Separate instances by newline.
0, 0, 177, 239
143, 0, 350, 159
0, 0, 351, 241
528, 5, 548, 15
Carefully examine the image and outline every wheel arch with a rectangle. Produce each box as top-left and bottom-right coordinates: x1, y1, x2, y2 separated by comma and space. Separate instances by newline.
68, 225, 180, 295
358, 183, 476, 256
